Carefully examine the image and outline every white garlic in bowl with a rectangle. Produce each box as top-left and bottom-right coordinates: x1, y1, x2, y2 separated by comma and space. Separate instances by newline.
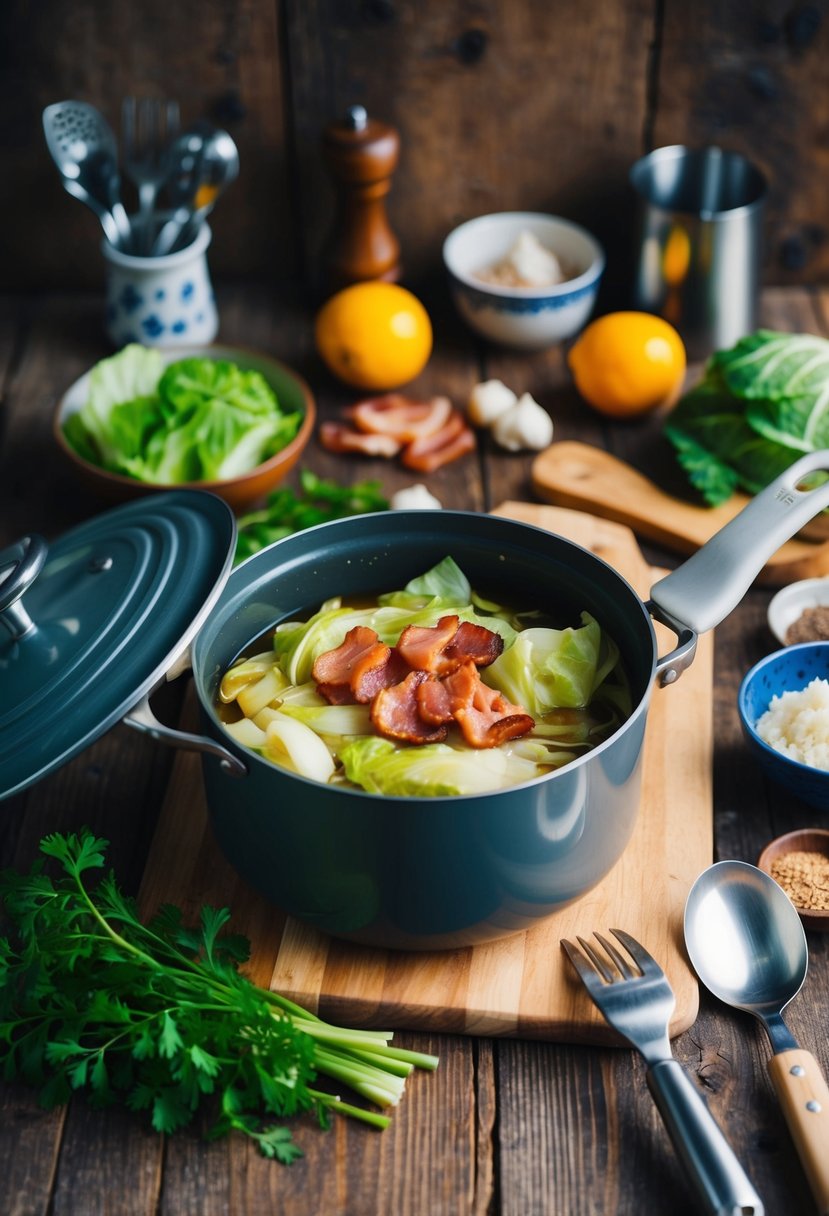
491, 393, 554, 452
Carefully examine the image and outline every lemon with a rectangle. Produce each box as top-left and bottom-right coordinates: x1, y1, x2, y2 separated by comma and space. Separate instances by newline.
315, 281, 433, 391
567, 312, 686, 418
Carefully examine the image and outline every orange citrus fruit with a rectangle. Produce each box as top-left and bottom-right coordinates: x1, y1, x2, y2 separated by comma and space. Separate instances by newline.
567, 312, 686, 418
314, 281, 433, 391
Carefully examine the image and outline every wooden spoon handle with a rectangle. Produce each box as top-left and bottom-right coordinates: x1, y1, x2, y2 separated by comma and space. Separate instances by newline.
769, 1049, 829, 1215
531, 441, 829, 586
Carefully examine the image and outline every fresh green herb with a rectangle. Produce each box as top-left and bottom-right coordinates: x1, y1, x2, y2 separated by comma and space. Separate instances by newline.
664, 330, 829, 505
0, 831, 437, 1162
234, 470, 388, 563
64, 344, 303, 485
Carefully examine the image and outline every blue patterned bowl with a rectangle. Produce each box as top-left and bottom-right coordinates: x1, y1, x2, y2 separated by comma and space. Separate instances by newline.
442, 211, 604, 350
738, 642, 829, 810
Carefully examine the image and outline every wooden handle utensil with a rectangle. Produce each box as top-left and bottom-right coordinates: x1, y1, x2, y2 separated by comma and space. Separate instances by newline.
532, 440, 829, 586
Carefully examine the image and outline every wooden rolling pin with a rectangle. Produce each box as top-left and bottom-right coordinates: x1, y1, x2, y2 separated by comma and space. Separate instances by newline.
531, 441, 829, 587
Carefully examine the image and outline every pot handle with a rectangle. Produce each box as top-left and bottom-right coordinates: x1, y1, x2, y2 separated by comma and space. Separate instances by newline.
650, 451, 829, 636
123, 691, 248, 779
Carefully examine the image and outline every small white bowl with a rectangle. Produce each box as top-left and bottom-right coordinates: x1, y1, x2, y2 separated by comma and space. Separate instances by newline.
442, 211, 604, 350
767, 578, 829, 646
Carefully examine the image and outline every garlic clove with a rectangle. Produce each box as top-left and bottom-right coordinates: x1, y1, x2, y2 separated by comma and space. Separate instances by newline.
390, 483, 443, 510
467, 379, 518, 427
491, 393, 554, 452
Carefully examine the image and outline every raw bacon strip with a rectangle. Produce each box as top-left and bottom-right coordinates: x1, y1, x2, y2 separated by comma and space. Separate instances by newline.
396, 615, 460, 672
443, 620, 504, 669
371, 671, 448, 743
312, 625, 392, 705
319, 421, 402, 458
352, 394, 453, 441
401, 410, 476, 473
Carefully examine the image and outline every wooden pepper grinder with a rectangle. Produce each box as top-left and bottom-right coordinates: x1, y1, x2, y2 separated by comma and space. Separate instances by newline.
321, 105, 401, 293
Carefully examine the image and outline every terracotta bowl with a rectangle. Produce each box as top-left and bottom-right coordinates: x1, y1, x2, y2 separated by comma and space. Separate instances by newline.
53, 344, 316, 514
757, 828, 829, 932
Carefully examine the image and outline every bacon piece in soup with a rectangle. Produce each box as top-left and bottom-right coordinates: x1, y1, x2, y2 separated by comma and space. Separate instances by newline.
312, 626, 391, 704
441, 662, 535, 749
370, 671, 449, 743
443, 620, 504, 669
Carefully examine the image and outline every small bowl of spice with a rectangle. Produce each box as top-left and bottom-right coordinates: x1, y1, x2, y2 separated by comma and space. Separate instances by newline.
738, 642, 829, 810
442, 211, 604, 350
767, 577, 829, 647
758, 828, 829, 931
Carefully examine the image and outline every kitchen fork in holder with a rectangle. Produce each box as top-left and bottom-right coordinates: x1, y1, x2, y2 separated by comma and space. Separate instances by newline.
121, 96, 181, 253
562, 929, 764, 1216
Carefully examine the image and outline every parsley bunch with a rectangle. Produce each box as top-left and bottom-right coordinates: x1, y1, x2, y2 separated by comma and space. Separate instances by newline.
0, 832, 437, 1163
234, 470, 388, 563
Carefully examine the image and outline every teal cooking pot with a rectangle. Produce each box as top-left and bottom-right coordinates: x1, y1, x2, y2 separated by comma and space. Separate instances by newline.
185, 452, 829, 949
4, 453, 829, 950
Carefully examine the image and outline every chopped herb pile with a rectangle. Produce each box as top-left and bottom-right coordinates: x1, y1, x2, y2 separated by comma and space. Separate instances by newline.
0, 832, 437, 1162
235, 470, 388, 563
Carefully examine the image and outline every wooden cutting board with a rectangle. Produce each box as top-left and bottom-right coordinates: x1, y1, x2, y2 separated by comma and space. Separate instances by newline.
138, 503, 713, 1044
532, 440, 829, 587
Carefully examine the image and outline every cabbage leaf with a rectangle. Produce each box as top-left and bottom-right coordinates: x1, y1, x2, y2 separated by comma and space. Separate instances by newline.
339, 737, 541, 797
664, 330, 829, 506
484, 612, 615, 713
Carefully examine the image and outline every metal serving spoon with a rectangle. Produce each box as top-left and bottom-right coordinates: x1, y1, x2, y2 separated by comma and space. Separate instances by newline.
151, 123, 239, 256
685, 861, 829, 1215
42, 100, 133, 250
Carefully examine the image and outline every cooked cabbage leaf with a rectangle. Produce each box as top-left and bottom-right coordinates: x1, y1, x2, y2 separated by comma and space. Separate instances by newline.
339, 737, 541, 797
484, 612, 616, 713
379, 556, 472, 609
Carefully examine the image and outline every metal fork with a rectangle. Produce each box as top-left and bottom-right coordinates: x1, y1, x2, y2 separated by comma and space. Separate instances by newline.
562, 929, 764, 1216
121, 96, 181, 253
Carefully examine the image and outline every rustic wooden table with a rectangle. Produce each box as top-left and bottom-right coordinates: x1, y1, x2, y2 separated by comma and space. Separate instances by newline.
1, 283, 828, 1215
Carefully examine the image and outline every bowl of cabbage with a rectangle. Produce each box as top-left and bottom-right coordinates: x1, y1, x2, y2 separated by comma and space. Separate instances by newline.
53, 343, 315, 512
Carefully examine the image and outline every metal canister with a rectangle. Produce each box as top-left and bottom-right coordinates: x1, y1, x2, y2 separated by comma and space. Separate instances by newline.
630, 145, 767, 359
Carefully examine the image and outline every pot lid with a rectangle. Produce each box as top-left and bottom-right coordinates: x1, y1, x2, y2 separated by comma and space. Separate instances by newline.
0, 491, 236, 801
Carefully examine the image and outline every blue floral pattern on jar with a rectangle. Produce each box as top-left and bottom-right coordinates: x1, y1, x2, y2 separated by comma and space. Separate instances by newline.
102, 225, 218, 349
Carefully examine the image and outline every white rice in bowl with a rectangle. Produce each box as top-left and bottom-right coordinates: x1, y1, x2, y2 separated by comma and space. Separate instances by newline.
755, 677, 829, 770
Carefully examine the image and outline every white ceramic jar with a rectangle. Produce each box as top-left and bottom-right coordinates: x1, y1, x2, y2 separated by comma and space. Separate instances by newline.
101, 223, 218, 348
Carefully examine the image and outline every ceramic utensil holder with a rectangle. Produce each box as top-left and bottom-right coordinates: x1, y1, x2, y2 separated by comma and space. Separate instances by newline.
101, 223, 218, 349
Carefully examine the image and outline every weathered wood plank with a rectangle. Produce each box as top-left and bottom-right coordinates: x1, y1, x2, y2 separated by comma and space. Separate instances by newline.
284, 0, 653, 306
0, 0, 291, 291
654, 2, 829, 285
